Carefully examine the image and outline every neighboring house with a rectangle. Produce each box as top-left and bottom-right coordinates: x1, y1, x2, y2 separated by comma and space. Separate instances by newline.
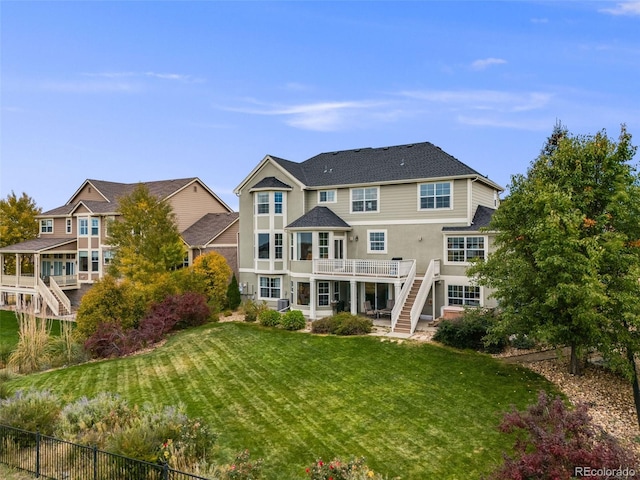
234, 142, 503, 334
0, 178, 238, 316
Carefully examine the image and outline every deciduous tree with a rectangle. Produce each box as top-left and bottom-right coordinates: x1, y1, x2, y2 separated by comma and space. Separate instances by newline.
0, 191, 41, 247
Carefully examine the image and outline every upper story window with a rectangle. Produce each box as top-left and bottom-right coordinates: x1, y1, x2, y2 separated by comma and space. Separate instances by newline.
351, 187, 378, 213
258, 233, 270, 259
367, 230, 387, 254
78, 218, 89, 236
296, 232, 313, 260
66, 218, 72, 234
318, 232, 329, 259
419, 182, 451, 209
91, 218, 99, 236
40, 219, 53, 234
318, 190, 336, 203
256, 193, 269, 214
447, 236, 486, 263
274, 192, 283, 214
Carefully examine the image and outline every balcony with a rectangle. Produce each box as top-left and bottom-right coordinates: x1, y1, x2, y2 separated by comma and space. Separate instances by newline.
312, 259, 415, 279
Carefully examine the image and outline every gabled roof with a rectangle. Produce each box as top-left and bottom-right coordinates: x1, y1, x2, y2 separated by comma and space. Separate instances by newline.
274, 142, 503, 190
286, 206, 351, 230
234, 142, 504, 193
0, 237, 76, 253
442, 205, 496, 232
181, 212, 239, 247
40, 177, 232, 216
250, 177, 293, 191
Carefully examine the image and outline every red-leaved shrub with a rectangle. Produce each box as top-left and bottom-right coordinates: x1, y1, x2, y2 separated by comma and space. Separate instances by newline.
486, 390, 638, 480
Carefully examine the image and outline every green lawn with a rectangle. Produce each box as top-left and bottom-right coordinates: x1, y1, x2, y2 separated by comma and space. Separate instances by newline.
3, 321, 555, 479
0, 310, 63, 347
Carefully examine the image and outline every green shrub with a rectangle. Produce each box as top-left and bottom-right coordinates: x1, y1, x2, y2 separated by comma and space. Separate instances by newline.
433, 308, 506, 353
226, 274, 242, 310
8, 310, 52, 374
258, 309, 281, 327
310, 316, 339, 334
305, 456, 388, 479
311, 313, 372, 336
280, 310, 306, 331
0, 389, 61, 435
242, 299, 268, 323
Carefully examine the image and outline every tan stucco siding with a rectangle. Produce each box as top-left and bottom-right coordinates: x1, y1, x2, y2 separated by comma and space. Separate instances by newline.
169, 183, 229, 232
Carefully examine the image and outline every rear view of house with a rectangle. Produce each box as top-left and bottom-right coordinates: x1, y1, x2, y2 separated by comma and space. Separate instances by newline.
234, 142, 503, 334
0, 178, 238, 315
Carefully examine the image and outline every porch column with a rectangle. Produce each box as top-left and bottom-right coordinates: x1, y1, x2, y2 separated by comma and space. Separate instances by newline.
394, 281, 402, 303
15, 253, 21, 284
309, 278, 316, 320
350, 280, 357, 315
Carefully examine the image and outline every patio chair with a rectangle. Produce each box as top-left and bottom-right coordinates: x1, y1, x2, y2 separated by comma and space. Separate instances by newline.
364, 300, 378, 318
379, 299, 395, 317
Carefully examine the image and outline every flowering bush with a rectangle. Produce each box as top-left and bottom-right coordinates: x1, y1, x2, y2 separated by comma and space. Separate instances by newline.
224, 449, 263, 479
305, 456, 389, 480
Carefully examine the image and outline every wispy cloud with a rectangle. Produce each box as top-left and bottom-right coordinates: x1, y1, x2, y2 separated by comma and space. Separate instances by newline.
599, 1, 640, 16
398, 89, 552, 113
82, 71, 203, 83
41, 80, 139, 93
222, 99, 389, 131
470, 58, 507, 71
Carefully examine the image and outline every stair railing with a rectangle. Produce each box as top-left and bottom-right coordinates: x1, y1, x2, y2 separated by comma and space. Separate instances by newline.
37, 278, 60, 316
390, 260, 416, 331
49, 277, 71, 315
408, 259, 440, 333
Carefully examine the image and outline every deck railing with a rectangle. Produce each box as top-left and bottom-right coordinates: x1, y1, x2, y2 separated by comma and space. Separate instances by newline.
313, 259, 415, 278
0, 274, 37, 288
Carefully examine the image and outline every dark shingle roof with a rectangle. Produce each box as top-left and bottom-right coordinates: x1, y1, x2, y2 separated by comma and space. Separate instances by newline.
251, 177, 293, 190
286, 206, 351, 229
181, 212, 239, 247
271, 142, 487, 187
442, 205, 496, 232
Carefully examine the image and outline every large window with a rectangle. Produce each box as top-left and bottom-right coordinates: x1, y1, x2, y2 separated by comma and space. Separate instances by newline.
256, 193, 269, 214
79, 251, 89, 272
351, 187, 378, 213
103, 250, 115, 265
447, 236, 485, 262
297, 232, 313, 260
260, 276, 281, 299
368, 230, 386, 253
40, 219, 53, 234
448, 285, 481, 306
258, 233, 270, 259
91, 251, 99, 272
419, 182, 451, 209
318, 281, 330, 306
297, 282, 310, 305
91, 218, 99, 236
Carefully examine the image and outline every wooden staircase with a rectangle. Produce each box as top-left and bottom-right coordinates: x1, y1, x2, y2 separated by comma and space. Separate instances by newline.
393, 279, 421, 334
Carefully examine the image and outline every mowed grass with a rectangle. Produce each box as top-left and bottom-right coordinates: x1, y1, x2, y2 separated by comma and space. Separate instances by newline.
0, 309, 63, 349
3, 321, 555, 479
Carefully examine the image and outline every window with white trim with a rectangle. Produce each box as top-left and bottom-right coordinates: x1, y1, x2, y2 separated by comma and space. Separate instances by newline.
91, 251, 99, 272
368, 230, 387, 253
78, 218, 88, 236
447, 236, 485, 262
319, 190, 336, 203
260, 276, 281, 299
297, 232, 313, 260
419, 182, 451, 209
40, 219, 53, 234
66, 218, 72, 234
103, 250, 115, 265
351, 187, 378, 213
318, 281, 330, 306
91, 218, 99, 236
256, 193, 269, 215
448, 285, 481, 306
79, 251, 89, 272
274, 192, 283, 214
274, 233, 283, 259
258, 233, 270, 259
319, 232, 329, 259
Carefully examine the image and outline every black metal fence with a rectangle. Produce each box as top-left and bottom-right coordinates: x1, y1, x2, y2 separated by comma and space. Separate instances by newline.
0, 424, 211, 480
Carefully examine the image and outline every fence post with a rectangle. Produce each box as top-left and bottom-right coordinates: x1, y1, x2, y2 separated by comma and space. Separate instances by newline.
35, 430, 40, 478
162, 461, 169, 480
93, 445, 98, 480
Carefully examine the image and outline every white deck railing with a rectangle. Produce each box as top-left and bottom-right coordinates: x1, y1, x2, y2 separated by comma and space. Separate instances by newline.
313, 259, 415, 278
390, 261, 417, 331
37, 277, 60, 316
49, 277, 71, 315
0, 274, 37, 288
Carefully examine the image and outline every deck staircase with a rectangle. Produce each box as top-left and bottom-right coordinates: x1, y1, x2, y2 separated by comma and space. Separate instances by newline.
393, 280, 420, 334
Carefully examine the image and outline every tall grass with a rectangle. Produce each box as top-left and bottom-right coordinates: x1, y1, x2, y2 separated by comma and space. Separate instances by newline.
8, 308, 52, 374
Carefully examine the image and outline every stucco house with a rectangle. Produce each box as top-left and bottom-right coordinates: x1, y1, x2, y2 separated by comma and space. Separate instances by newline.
0, 178, 238, 315
234, 142, 503, 334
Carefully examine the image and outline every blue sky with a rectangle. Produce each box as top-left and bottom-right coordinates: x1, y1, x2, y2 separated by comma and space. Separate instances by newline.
2, 1, 639, 212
